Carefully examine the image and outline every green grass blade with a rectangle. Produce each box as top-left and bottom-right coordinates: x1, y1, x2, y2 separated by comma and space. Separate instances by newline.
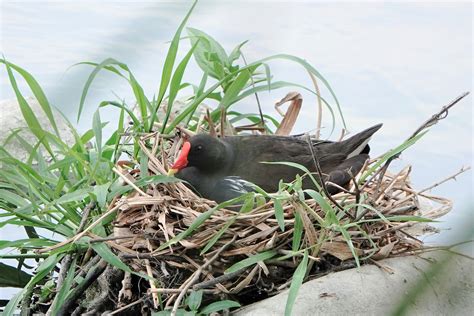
284, 250, 308, 316
149, 0, 198, 130
90, 242, 133, 273
273, 198, 285, 231
216, 64, 259, 111
359, 131, 429, 182
158, 193, 251, 251
339, 226, 360, 267
129, 72, 151, 131
56, 188, 92, 204
225, 250, 277, 274
292, 211, 303, 251
92, 109, 102, 155
50, 257, 77, 315
200, 300, 241, 314
77, 57, 123, 122
229, 40, 248, 64
90, 241, 150, 280
3, 59, 54, 156
186, 289, 203, 311
160, 40, 200, 133
200, 216, 237, 255
0, 59, 59, 136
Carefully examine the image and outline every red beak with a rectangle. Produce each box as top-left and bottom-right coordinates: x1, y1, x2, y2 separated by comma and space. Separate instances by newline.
168, 141, 191, 175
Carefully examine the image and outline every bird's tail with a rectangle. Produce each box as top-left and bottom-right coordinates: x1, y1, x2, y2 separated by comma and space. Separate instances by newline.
340, 123, 383, 158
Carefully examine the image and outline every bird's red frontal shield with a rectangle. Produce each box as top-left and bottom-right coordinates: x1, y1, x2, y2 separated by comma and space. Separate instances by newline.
168, 141, 191, 175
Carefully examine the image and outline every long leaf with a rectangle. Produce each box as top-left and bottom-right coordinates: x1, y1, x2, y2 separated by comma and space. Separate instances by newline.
200, 300, 241, 314
149, 0, 198, 130
273, 198, 285, 231
225, 250, 277, 274
0, 60, 59, 136
359, 131, 428, 182
77, 57, 122, 121
49, 257, 77, 315
160, 40, 200, 133
3, 59, 54, 156
284, 251, 309, 316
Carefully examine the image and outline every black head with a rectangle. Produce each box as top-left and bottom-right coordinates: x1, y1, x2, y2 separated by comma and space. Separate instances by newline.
185, 134, 228, 173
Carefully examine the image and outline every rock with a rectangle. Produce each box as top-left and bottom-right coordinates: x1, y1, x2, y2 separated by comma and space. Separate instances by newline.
0, 97, 75, 162
234, 250, 473, 315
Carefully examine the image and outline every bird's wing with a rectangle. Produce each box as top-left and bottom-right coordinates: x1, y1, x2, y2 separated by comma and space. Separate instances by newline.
210, 177, 256, 203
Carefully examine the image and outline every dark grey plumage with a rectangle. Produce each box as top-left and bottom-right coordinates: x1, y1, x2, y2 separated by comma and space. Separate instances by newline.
176, 124, 382, 202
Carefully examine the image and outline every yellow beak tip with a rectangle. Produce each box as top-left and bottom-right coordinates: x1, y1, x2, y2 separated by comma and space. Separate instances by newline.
167, 169, 178, 176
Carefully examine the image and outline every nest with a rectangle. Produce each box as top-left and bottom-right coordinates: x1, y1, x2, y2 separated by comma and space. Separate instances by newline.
102, 131, 452, 313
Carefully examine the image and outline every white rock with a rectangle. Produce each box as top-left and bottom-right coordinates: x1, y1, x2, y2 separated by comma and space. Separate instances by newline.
234, 251, 473, 315
0, 97, 75, 162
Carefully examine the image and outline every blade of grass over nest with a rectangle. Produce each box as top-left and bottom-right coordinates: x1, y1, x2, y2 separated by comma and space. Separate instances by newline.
339, 226, 360, 267
129, 72, 151, 130
0, 238, 56, 250
225, 250, 277, 274
360, 131, 428, 183
3, 59, 54, 157
263, 161, 322, 191
273, 198, 285, 231
109, 175, 180, 198
304, 189, 338, 225
386, 215, 434, 222
0, 59, 59, 136
285, 250, 308, 316
200, 300, 241, 314
234, 80, 335, 122
90, 242, 132, 273
228, 111, 281, 129
149, 0, 198, 130
292, 212, 303, 251
200, 216, 237, 255
3, 253, 61, 316
160, 40, 200, 133
157, 193, 251, 251
90, 241, 150, 280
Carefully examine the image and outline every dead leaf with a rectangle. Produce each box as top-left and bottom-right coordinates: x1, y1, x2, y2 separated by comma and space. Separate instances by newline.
372, 242, 396, 260
321, 241, 363, 261
275, 92, 302, 135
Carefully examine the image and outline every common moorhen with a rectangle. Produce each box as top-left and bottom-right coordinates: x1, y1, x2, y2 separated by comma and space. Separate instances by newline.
169, 124, 382, 202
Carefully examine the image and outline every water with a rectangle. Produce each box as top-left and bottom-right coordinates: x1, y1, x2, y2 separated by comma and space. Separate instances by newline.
0, 0, 472, 300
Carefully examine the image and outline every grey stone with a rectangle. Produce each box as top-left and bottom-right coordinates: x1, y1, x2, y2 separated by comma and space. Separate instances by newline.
234, 251, 473, 316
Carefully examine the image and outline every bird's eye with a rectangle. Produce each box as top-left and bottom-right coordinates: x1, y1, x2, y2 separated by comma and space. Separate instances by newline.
196, 145, 203, 151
